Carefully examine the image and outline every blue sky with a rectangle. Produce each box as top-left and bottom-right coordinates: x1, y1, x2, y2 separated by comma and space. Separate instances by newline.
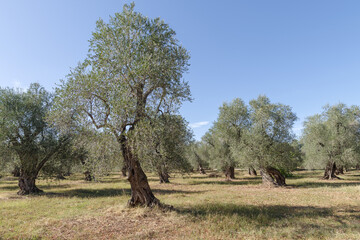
1, 1, 360, 140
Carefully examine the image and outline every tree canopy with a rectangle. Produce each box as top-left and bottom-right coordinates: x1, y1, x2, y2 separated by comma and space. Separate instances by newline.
0, 83, 71, 194
49, 3, 191, 207
301, 103, 360, 179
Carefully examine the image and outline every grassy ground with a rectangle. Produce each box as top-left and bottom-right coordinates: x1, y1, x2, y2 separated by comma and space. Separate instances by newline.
1, 170, 360, 240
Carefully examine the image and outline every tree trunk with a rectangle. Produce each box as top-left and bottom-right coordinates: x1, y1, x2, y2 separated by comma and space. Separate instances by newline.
158, 170, 170, 183
56, 174, 66, 180
323, 162, 340, 179
198, 164, 206, 174
84, 171, 94, 181
17, 170, 43, 195
356, 164, 360, 170
121, 164, 127, 177
248, 166, 257, 176
12, 166, 20, 177
224, 166, 235, 180
119, 136, 160, 207
335, 165, 344, 175
260, 167, 286, 187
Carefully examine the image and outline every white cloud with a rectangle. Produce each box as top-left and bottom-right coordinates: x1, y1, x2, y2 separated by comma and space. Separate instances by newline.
189, 121, 210, 129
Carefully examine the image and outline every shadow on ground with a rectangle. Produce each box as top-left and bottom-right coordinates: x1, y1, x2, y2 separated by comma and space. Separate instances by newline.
293, 181, 360, 188
189, 179, 262, 186
41, 188, 205, 198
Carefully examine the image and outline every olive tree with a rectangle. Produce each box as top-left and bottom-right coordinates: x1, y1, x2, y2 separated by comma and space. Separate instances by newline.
202, 130, 236, 180
209, 96, 298, 186
50, 3, 190, 207
0, 84, 71, 194
133, 114, 192, 183
301, 104, 360, 179
205, 98, 250, 180
187, 141, 210, 174
69, 129, 121, 181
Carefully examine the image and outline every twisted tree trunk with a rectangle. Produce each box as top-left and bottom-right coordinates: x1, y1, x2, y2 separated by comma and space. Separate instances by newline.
260, 167, 286, 187
248, 166, 257, 176
158, 170, 170, 183
84, 171, 94, 181
119, 136, 160, 207
323, 162, 340, 179
198, 164, 206, 174
335, 165, 344, 175
224, 166, 235, 180
12, 165, 20, 177
17, 170, 43, 195
121, 164, 127, 177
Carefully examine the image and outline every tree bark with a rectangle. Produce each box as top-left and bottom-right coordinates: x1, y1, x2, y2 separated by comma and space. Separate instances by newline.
158, 170, 170, 183
84, 171, 94, 181
323, 162, 340, 179
260, 167, 286, 187
17, 170, 43, 195
335, 165, 344, 175
248, 166, 257, 176
56, 174, 66, 180
12, 166, 20, 177
224, 166, 235, 180
119, 135, 160, 207
198, 164, 206, 174
121, 164, 127, 177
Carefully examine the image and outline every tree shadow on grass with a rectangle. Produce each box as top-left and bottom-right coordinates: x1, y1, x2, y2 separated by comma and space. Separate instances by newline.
189, 179, 262, 186
44, 188, 205, 198
293, 181, 360, 189
175, 203, 360, 238
176, 203, 333, 226
0, 185, 19, 191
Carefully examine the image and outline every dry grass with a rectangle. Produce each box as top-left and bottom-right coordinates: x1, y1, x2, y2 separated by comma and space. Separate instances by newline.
1, 170, 360, 239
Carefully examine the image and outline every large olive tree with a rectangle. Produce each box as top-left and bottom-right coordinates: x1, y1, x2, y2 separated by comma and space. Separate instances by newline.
50, 3, 191, 207
208, 96, 298, 186
0, 84, 71, 195
301, 104, 360, 179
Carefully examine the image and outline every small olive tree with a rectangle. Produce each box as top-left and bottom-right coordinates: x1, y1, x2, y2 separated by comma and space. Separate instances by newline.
132, 114, 193, 183
187, 141, 210, 174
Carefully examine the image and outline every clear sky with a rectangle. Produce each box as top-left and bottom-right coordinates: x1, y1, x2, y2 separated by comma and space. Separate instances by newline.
1, 0, 360, 140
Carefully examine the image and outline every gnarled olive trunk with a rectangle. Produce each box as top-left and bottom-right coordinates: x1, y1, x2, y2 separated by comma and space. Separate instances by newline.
12, 165, 20, 177
248, 166, 257, 176
158, 170, 170, 183
84, 170, 94, 181
224, 166, 235, 180
56, 174, 66, 180
335, 165, 344, 175
17, 170, 43, 195
323, 162, 340, 179
119, 136, 160, 207
260, 167, 286, 187
198, 164, 206, 174
121, 164, 127, 177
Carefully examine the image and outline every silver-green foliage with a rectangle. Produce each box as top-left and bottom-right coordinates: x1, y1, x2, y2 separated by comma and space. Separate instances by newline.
301, 103, 360, 169
132, 114, 193, 175
50, 3, 191, 138
0, 84, 70, 178
208, 95, 299, 172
